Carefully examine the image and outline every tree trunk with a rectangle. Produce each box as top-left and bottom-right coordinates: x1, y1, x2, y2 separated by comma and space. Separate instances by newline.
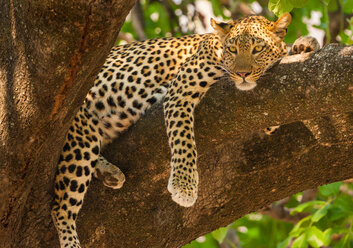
1, 2, 353, 247
0, 0, 135, 247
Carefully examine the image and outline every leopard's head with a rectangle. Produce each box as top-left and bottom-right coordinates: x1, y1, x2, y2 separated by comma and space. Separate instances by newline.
211, 13, 291, 91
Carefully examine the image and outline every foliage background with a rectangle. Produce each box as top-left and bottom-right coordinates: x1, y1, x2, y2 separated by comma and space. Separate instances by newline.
118, 0, 353, 247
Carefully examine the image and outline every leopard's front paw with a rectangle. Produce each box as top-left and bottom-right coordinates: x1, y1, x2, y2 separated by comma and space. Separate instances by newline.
290, 36, 320, 55
168, 170, 198, 207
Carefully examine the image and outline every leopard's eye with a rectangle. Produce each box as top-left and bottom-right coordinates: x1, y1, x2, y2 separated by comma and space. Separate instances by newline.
228, 46, 237, 54
253, 45, 264, 54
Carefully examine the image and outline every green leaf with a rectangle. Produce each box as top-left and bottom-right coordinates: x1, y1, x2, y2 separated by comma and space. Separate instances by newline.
333, 195, 353, 214
211, 226, 229, 244
327, 206, 346, 221
327, 0, 338, 11
321, 0, 331, 5
268, 0, 294, 16
312, 204, 329, 222
277, 237, 291, 248
323, 228, 332, 246
305, 0, 325, 12
290, 216, 311, 237
318, 182, 342, 197
291, 201, 325, 215
284, 8, 309, 43
339, 31, 353, 45
307, 226, 324, 247
332, 226, 351, 235
288, 0, 309, 8
292, 233, 308, 248
343, 0, 353, 14
290, 227, 307, 238
285, 194, 301, 208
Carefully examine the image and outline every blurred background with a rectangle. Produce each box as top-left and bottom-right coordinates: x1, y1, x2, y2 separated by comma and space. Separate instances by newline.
119, 1, 353, 247
118, 0, 353, 46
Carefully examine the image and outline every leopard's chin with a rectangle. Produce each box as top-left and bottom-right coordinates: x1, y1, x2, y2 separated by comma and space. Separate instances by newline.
235, 81, 257, 91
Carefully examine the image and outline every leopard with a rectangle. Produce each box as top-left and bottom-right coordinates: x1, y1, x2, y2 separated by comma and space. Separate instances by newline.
51, 13, 319, 248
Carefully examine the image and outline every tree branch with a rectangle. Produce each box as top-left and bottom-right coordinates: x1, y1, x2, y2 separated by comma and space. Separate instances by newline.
54, 44, 353, 248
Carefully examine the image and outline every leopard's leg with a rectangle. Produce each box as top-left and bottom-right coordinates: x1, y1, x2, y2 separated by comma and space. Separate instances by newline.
164, 97, 199, 207
163, 39, 225, 207
52, 108, 101, 248
93, 154, 125, 189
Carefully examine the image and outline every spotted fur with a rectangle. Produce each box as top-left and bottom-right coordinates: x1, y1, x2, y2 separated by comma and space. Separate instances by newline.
52, 13, 317, 248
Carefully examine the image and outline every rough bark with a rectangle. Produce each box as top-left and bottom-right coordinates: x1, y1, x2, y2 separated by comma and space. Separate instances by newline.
0, 0, 135, 247
72, 45, 353, 248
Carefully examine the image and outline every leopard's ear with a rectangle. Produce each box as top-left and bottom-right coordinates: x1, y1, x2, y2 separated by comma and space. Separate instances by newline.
269, 12, 291, 40
211, 18, 234, 37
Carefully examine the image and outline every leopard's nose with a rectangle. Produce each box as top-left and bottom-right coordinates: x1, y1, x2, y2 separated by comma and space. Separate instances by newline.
235, 72, 251, 78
